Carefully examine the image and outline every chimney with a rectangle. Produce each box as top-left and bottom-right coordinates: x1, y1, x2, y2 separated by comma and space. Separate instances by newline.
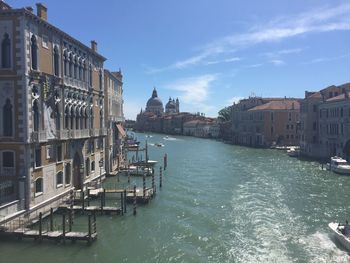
26, 6, 33, 13
36, 3, 47, 21
91, 40, 97, 52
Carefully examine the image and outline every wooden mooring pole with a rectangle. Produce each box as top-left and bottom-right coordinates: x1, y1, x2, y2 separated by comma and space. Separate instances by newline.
124, 189, 127, 214
159, 166, 163, 188
39, 212, 43, 242
164, 153, 167, 170
143, 173, 146, 198
62, 213, 66, 244
50, 208, 54, 231
152, 168, 156, 194
120, 192, 124, 215
133, 184, 137, 216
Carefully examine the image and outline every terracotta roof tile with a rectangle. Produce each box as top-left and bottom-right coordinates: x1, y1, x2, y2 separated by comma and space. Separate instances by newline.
248, 100, 300, 111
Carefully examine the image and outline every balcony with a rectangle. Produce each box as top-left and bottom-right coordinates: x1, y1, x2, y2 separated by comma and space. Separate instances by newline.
57, 130, 69, 140
61, 129, 90, 139
31, 131, 47, 143
89, 129, 99, 137
99, 128, 107, 136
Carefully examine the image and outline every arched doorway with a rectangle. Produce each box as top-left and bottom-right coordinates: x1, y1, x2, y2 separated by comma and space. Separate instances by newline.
343, 140, 350, 161
72, 152, 82, 190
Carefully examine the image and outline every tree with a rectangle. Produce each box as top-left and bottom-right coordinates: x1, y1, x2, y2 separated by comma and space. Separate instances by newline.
218, 106, 231, 122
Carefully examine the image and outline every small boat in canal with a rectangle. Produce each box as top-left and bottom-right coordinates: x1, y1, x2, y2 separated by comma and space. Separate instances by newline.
329, 222, 350, 251
287, 147, 300, 157
154, 142, 164, 147
326, 156, 350, 175
127, 165, 152, 176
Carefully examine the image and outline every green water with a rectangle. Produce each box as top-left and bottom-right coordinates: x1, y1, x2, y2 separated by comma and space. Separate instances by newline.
1, 133, 350, 263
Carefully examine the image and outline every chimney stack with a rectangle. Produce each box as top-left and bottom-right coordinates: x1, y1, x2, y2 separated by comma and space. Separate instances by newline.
26, 6, 33, 13
36, 3, 47, 21
91, 40, 97, 52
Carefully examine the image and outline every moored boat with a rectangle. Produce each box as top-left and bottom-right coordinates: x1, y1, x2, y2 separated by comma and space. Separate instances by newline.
329, 222, 350, 251
326, 156, 350, 175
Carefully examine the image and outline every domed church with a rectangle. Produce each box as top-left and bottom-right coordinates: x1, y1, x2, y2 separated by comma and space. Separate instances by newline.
146, 88, 164, 114
165, 97, 180, 114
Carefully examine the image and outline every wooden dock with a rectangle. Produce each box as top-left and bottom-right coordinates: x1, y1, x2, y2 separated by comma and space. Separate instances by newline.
0, 211, 97, 244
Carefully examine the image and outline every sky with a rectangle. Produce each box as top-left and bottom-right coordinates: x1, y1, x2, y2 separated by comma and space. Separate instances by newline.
7, 0, 350, 119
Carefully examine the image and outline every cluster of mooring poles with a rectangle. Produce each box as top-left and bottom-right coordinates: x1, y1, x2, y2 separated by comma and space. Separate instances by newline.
0, 138, 169, 245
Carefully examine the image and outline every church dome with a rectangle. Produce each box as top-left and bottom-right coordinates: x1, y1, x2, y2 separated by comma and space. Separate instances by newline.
166, 98, 176, 109
145, 88, 164, 114
147, 97, 163, 107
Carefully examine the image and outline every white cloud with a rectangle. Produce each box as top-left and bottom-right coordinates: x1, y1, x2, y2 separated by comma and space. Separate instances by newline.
263, 48, 304, 58
204, 57, 241, 65
244, 63, 263, 68
165, 74, 217, 104
164, 74, 218, 115
151, 3, 350, 72
302, 53, 350, 64
270, 59, 285, 66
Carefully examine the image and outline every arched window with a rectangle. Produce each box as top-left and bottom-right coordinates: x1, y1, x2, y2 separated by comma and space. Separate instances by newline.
85, 158, 90, 177
70, 106, 74, 129
100, 109, 103, 128
83, 63, 87, 82
33, 99, 39, 131
78, 59, 83, 80
91, 161, 95, 172
74, 56, 78, 79
56, 171, 63, 187
90, 108, 94, 129
31, 35, 38, 70
35, 178, 43, 194
89, 64, 92, 86
63, 50, 68, 76
55, 104, 60, 130
75, 106, 79, 129
53, 46, 59, 76
65, 105, 69, 129
69, 53, 73, 77
99, 70, 102, 90
1, 33, 11, 68
3, 99, 13, 136
65, 163, 71, 185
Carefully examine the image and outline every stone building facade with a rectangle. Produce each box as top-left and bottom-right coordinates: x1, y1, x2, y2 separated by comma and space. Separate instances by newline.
0, 3, 108, 220
104, 69, 125, 176
231, 97, 300, 147
300, 83, 350, 158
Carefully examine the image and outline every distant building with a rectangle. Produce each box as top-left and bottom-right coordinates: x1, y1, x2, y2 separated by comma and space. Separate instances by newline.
165, 97, 179, 114
104, 69, 125, 176
232, 97, 301, 147
300, 83, 350, 159
146, 88, 164, 114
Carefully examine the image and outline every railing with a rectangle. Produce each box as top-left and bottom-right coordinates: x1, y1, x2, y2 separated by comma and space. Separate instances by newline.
99, 128, 107, 136
31, 131, 47, 143
57, 130, 69, 140
63, 77, 88, 90
81, 129, 90, 138
89, 129, 99, 137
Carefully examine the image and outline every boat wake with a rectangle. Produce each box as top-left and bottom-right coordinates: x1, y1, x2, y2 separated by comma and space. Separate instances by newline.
299, 231, 350, 263
163, 136, 177, 141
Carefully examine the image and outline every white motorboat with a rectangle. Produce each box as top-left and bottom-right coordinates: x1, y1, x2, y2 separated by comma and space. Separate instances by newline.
287, 147, 300, 157
326, 156, 350, 175
329, 222, 350, 251
127, 165, 152, 176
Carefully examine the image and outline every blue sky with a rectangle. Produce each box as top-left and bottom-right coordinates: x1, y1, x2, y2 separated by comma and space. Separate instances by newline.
8, 0, 350, 119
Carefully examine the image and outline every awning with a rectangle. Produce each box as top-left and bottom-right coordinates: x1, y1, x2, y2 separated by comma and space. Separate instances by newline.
116, 124, 126, 137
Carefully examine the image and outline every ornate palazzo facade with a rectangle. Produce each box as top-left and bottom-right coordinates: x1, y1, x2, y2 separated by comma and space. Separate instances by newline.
0, 3, 122, 220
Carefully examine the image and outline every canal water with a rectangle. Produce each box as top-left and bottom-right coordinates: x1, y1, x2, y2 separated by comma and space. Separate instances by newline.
1, 133, 350, 263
